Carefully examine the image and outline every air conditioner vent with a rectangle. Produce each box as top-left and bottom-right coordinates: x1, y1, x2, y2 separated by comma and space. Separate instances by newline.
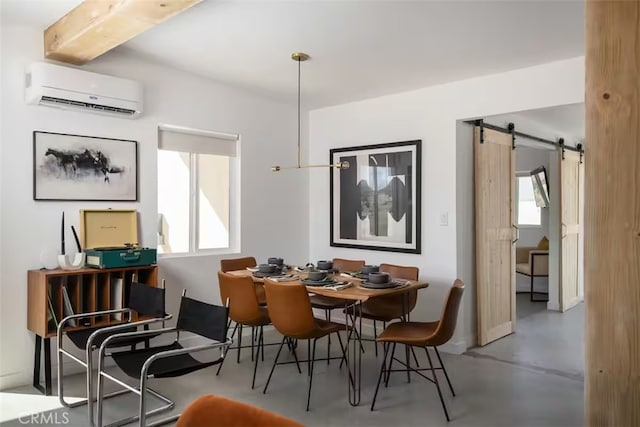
41, 96, 137, 116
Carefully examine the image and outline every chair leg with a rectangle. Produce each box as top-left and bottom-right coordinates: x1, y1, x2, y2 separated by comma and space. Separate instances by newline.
251, 326, 263, 389
335, 331, 348, 368
385, 342, 397, 387
425, 346, 451, 421
306, 338, 317, 411
251, 327, 255, 362
138, 375, 147, 427
530, 274, 534, 302
263, 337, 286, 394
261, 325, 265, 362
218, 323, 238, 376
237, 324, 243, 363
229, 323, 238, 339
374, 320, 378, 357
307, 340, 311, 376
434, 346, 455, 396
326, 310, 331, 365
286, 338, 302, 374
96, 370, 105, 427
405, 344, 411, 383
411, 346, 420, 367
371, 342, 390, 411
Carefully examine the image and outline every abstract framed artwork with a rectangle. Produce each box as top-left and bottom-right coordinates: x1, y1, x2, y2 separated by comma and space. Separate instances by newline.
33, 131, 138, 201
330, 140, 421, 253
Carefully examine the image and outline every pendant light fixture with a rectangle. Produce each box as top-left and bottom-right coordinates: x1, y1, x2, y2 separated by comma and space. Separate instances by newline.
271, 52, 349, 172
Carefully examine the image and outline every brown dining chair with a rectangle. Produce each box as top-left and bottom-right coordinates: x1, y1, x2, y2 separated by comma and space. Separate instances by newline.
358, 263, 419, 356
216, 271, 271, 389
263, 279, 349, 411
371, 279, 465, 421
220, 256, 266, 305
309, 258, 365, 363
332, 258, 366, 273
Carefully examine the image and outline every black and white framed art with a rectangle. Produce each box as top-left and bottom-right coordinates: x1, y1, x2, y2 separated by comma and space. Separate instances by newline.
330, 140, 421, 254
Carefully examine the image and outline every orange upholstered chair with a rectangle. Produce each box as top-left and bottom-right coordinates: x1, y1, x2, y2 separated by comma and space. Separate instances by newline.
217, 271, 271, 388
220, 256, 266, 305
176, 394, 303, 427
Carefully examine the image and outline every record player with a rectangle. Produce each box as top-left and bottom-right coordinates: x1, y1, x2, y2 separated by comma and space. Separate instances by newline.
80, 209, 157, 269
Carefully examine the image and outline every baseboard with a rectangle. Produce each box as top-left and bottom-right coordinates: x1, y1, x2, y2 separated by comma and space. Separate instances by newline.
439, 338, 468, 355
547, 301, 560, 311
0, 371, 31, 391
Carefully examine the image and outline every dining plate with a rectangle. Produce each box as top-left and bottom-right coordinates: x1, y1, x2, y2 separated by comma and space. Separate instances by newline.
346, 272, 369, 280
301, 278, 338, 286
253, 271, 282, 278
360, 280, 405, 289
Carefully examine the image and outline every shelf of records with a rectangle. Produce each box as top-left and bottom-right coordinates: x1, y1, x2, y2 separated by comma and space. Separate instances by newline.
27, 265, 158, 338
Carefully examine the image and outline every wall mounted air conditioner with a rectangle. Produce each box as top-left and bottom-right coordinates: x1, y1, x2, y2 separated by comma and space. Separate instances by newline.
25, 62, 143, 119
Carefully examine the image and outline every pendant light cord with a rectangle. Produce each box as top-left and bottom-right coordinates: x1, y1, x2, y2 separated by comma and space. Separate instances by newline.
271, 52, 348, 172
297, 57, 301, 168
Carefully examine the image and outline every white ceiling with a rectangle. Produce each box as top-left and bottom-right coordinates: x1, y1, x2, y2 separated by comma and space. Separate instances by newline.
2, 0, 585, 108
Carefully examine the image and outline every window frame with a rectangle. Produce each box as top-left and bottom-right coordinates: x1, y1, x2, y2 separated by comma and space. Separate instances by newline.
515, 171, 542, 228
157, 125, 240, 258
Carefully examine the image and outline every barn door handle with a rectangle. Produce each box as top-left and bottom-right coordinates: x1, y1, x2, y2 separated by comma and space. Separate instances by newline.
512, 225, 519, 244
561, 223, 568, 238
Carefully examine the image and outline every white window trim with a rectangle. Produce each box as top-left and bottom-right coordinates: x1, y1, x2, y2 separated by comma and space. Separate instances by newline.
515, 171, 542, 228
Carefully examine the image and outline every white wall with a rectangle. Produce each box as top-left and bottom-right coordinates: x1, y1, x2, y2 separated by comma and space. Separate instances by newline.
0, 25, 309, 390
309, 57, 584, 352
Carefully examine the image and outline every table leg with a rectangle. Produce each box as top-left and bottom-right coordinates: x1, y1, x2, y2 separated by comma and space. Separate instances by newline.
346, 301, 362, 406
33, 335, 52, 395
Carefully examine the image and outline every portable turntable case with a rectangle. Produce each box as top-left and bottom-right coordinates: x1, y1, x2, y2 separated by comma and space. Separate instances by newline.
80, 209, 157, 269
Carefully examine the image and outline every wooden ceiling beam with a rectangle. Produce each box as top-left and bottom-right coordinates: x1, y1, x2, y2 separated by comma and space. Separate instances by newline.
44, 0, 202, 65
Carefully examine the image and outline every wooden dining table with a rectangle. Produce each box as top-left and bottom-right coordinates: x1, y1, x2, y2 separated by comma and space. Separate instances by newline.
227, 268, 429, 406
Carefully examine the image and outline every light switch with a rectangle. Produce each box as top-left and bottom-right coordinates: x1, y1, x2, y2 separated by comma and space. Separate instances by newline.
440, 212, 449, 226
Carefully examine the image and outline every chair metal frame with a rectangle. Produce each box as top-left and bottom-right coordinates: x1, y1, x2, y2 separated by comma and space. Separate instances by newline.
57, 278, 173, 426
263, 333, 349, 411
95, 296, 232, 427
57, 308, 173, 425
516, 251, 550, 302
371, 342, 455, 421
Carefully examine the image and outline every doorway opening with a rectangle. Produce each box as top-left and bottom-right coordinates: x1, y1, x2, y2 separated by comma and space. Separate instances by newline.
458, 102, 585, 380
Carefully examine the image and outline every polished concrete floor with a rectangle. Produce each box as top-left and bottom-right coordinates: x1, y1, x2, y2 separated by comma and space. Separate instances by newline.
1, 312, 584, 427
467, 295, 584, 382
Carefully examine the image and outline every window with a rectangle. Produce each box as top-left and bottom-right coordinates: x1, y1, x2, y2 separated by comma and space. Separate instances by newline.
157, 125, 239, 255
516, 172, 542, 226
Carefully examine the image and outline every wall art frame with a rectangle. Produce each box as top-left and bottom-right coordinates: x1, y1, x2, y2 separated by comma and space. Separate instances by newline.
330, 139, 421, 254
33, 131, 138, 201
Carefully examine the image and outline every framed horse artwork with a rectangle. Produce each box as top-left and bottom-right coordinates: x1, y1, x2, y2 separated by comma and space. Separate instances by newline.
33, 131, 138, 201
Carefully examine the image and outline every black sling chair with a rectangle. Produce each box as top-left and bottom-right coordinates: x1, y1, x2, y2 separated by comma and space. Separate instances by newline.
96, 294, 232, 427
57, 280, 172, 426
